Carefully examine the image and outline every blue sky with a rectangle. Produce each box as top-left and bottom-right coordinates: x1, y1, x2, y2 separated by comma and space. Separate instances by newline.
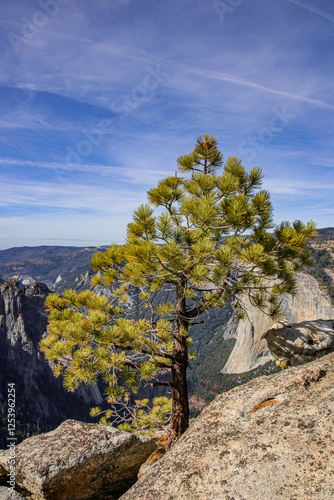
0, 0, 333, 249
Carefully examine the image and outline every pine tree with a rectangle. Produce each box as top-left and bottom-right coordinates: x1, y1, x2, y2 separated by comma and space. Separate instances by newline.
40, 135, 316, 448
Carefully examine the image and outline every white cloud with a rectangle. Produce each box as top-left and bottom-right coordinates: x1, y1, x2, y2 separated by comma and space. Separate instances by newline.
0, 0, 333, 248
0, 213, 127, 250
264, 178, 334, 195
0, 177, 144, 214
286, 0, 334, 23
0, 158, 168, 185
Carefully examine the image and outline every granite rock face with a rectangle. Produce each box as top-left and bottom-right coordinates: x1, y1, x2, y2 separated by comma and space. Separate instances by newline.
264, 319, 334, 367
0, 280, 103, 445
121, 353, 334, 500
0, 420, 156, 500
222, 272, 333, 374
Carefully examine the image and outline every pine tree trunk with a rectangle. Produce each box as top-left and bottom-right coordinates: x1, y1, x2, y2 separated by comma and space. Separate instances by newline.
167, 335, 189, 449
167, 279, 189, 450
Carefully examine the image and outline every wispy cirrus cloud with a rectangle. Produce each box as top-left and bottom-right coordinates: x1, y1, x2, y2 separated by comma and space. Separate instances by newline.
171, 62, 334, 111
0, 177, 141, 214
0, 157, 168, 185
286, 0, 334, 23
264, 178, 334, 195
0, 0, 334, 248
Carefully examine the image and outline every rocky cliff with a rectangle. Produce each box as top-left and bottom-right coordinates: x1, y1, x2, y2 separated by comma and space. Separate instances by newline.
222, 272, 333, 374
0, 280, 173, 445
121, 352, 334, 500
0, 280, 102, 447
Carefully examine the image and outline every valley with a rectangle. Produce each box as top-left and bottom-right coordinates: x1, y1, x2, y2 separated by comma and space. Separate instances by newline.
0, 229, 333, 444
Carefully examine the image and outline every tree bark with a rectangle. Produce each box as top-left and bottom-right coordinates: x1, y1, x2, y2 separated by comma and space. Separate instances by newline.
167, 334, 189, 449
167, 279, 189, 450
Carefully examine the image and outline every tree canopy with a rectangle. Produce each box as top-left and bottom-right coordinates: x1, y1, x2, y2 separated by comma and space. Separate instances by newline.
40, 135, 316, 448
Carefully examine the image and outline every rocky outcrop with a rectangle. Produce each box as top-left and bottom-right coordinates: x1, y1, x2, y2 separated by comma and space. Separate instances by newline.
0, 487, 26, 499
222, 272, 333, 374
0, 420, 156, 500
121, 353, 334, 500
0, 280, 102, 446
264, 319, 334, 367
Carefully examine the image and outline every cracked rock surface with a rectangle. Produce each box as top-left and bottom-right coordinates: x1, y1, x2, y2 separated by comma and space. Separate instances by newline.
0, 420, 156, 500
121, 353, 334, 500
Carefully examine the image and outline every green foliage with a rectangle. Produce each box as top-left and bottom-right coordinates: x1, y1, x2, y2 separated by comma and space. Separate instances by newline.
41, 135, 316, 440
91, 396, 172, 435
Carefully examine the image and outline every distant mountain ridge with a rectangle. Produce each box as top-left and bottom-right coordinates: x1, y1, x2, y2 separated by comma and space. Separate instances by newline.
0, 228, 333, 292
316, 227, 334, 238
0, 246, 107, 290
0, 246, 84, 265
